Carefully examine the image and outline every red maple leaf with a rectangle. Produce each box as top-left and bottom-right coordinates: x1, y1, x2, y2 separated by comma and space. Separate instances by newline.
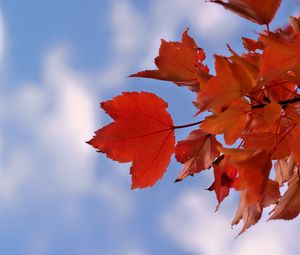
210, 0, 282, 25
130, 29, 209, 91
88, 92, 175, 189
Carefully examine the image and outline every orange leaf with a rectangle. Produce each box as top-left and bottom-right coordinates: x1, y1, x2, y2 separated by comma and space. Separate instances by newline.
250, 101, 282, 133
274, 157, 296, 186
220, 148, 272, 204
285, 102, 300, 123
262, 180, 281, 207
242, 132, 290, 159
232, 180, 280, 236
234, 150, 272, 204
287, 125, 300, 165
268, 80, 296, 102
232, 191, 263, 236
208, 156, 237, 206
242, 37, 264, 52
201, 98, 250, 145
269, 173, 300, 220
195, 56, 254, 112
290, 16, 300, 33
210, 0, 282, 25
130, 29, 209, 91
260, 33, 300, 84
88, 92, 175, 189
175, 129, 221, 181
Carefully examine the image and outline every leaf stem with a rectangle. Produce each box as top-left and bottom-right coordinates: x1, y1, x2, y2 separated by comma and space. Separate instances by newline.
172, 97, 300, 129
266, 24, 270, 36
173, 120, 203, 129
252, 97, 300, 109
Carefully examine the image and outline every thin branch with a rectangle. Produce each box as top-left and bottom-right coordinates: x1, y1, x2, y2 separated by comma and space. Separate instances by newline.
172, 97, 300, 130
266, 24, 270, 36
173, 120, 203, 129
252, 97, 300, 109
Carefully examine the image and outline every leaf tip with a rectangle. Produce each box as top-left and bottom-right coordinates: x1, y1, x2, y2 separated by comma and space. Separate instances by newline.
86, 139, 92, 146
215, 204, 220, 213
174, 178, 182, 183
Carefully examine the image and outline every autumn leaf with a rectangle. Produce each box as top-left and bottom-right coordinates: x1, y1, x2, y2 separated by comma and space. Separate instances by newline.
262, 180, 281, 207
274, 157, 296, 186
290, 16, 300, 33
195, 56, 254, 112
87, 92, 175, 189
242, 37, 264, 52
220, 148, 272, 204
269, 172, 300, 220
88, 1, 300, 235
249, 101, 282, 133
208, 156, 237, 207
260, 33, 300, 84
232, 191, 262, 236
175, 129, 221, 181
130, 29, 209, 91
285, 102, 300, 123
201, 98, 251, 145
232, 180, 280, 236
233, 149, 272, 204
268, 80, 296, 102
242, 132, 290, 159
210, 0, 282, 25
287, 125, 300, 166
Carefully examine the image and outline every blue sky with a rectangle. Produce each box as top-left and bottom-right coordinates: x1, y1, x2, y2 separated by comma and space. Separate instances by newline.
1, 1, 300, 255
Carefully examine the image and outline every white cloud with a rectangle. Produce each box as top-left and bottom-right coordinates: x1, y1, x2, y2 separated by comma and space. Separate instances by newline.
151, 0, 240, 38
1, 45, 134, 217
4, 46, 98, 196
101, 0, 242, 87
0, 9, 5, 160
139, 0, 240, 68
0, 150, 32, 206
38, 46, 98, 193
96, 0, 145, 88
122, 248, 148, 255
162, 189, 300, 255
161, 190, 231, 255
111, 0, 144, 56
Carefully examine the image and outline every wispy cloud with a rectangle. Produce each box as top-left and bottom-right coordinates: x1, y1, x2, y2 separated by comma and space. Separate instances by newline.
99, 0, 242, 88
2, 1, 300, 254
1, 45, 134, 215
161, 189, 300, 255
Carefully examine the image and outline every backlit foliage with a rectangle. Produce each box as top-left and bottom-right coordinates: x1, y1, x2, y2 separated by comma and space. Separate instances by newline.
88, 0, 300, 235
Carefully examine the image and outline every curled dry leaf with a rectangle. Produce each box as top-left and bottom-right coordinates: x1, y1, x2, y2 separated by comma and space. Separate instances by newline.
232, 180, 280, 236
232, 191, 262, 236
175, 129, 221, 182
274, 157, 296, 186
210, 0, 282, 25
269, 172, 300, 220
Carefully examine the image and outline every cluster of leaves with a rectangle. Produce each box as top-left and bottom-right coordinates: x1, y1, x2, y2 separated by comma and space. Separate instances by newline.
88, 0, 300, 235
